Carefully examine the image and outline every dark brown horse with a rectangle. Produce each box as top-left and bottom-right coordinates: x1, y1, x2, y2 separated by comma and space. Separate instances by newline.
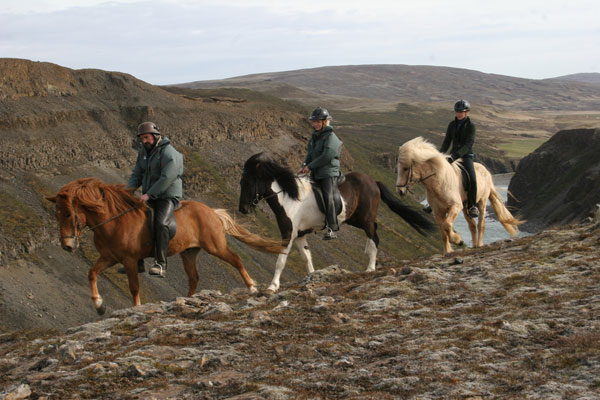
47, 178, 284, 314
238, 153, 435, 292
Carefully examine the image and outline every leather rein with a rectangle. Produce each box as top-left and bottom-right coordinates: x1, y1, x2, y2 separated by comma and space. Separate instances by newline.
61, 205, 137, 244
396, 163, 436, 193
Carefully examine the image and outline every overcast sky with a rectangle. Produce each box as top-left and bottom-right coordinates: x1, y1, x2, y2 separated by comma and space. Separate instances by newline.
2, 0, 599, 85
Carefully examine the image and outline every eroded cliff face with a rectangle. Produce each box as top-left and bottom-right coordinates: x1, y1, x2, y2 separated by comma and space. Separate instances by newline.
508, 128, 600, 232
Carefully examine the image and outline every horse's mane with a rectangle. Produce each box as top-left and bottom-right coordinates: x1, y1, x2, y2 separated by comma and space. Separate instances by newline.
58, 178, 147, 214
244, 153, 300, 200
398, 137, 460, 191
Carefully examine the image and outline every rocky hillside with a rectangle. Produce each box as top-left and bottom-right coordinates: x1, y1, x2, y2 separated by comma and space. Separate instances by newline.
0, 59, 438, 333
1, 220, 599, 399
508, 128, 600, 232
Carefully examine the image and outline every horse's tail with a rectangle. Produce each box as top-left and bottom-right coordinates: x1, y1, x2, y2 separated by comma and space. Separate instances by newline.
213, 209, 287, 254
488, 187, 523, 237
376, 182, 436, 235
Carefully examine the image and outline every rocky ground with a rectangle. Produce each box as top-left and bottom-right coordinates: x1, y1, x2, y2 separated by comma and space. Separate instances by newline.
1, 219, 599, 399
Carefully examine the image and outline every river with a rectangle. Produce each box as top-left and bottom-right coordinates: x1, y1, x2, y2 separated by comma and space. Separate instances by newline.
423, 173, 529, 246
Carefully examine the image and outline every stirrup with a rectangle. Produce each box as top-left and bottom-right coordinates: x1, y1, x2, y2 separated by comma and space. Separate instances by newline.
149, 262, 166, 277
323, 229, 337, 240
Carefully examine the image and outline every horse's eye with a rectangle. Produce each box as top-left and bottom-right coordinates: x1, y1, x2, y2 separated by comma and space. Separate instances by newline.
403, 167, 409, 171
65, 212, 71, 218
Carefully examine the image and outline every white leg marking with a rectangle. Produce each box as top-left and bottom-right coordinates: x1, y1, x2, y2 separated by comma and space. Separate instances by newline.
295, 235, 314, 274
364, 239, 377, 272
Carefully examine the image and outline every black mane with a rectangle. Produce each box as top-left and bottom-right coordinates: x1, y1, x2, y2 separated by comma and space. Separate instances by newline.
244, 153, 300, 200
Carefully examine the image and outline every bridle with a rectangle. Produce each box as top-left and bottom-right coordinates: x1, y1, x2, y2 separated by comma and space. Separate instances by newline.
60, 204, 137, 245
396, 162, 436, 193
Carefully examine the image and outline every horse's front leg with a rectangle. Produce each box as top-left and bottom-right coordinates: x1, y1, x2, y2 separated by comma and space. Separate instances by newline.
88, 257, 117, 315
295, 234, 314, 274
267, 236, 295, 293
434, 205, 462, 254
476, 202, 487, 247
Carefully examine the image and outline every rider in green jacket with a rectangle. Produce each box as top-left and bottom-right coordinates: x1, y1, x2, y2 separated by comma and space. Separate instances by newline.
298, 107, 343, 239
127, 122, 183, 277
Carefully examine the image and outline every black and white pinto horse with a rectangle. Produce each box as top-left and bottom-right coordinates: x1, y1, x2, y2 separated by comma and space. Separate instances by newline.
238, 152, 435, 292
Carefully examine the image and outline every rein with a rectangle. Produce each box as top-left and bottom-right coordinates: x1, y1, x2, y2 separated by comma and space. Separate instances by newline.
61, 206, 137, 243
252, 190, 283, 206
396, 163, 436, 193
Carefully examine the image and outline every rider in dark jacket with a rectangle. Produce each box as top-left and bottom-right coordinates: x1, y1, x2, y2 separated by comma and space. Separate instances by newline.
127, 122, 183, 277
440, 99, 479, 218
298, 107, 343, 239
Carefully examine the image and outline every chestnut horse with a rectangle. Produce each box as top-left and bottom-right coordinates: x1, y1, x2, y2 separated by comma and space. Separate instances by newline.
238, 152, 435, 292
47, 177, 284, 314
396, 137, 522, 254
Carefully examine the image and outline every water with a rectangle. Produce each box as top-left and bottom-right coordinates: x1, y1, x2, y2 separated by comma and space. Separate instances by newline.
422, 173, 529, 247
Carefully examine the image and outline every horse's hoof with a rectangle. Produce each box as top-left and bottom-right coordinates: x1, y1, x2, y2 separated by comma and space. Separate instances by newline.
365, 267, 376, 273
265, 287, 277, 295
96, 303, 107, 316
249, 286, 258, 295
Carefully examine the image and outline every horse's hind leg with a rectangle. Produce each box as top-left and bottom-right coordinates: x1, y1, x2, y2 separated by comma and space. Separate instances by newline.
122, 257, 142, 307
464, 211, 478, 248
476, 201, 487, 247
364, 221, 379, 272
180, 248, 200, 297
295, 235, 314, 274
88, 257, 117, 315
207, 244, 257, 294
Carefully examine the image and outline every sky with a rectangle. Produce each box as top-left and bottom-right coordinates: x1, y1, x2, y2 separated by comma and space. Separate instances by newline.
2, 0, 599, 85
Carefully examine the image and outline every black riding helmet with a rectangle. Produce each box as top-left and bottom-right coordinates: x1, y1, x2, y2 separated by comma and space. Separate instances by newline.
454, 100, 471, 112
137, 122, 160, 137
309, 106, 331, 121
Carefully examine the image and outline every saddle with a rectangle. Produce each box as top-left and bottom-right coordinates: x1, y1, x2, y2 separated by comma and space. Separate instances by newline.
311, 173, 345, 216
145, 203, 181, 241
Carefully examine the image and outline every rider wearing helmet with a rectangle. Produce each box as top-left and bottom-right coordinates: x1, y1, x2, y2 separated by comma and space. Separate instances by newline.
298, 107, 343, 239
440, 100, 479, 218
127, 122, 183, 277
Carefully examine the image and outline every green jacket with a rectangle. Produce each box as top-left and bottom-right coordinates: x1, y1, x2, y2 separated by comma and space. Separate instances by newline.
303, 125, 343, 180
440, 116, 476, 159
127, 137, 183, 200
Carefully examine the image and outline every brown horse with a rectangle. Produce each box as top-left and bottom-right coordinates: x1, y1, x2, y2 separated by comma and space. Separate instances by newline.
47, 178, 284, 315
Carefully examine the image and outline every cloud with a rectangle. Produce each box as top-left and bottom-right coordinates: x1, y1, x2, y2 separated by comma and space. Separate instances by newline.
1, 0, 599, 84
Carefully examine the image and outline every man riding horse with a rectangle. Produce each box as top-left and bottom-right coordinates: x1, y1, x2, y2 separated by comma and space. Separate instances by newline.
127, 121, 183, 277
297, 107, 343, 240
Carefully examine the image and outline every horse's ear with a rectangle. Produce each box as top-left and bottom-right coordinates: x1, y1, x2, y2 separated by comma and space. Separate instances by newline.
46, 196, 57, 203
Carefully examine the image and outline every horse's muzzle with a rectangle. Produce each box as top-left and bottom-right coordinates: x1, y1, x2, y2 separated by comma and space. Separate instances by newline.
61, 238, 76, 252
238, 205, 251, 214
397, 187, 408, 196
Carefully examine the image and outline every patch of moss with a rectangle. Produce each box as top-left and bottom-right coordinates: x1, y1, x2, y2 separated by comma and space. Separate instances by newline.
0, 192, 44, 246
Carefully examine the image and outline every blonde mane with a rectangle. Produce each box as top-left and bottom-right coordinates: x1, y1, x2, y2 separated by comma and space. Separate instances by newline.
58, 178, 147, 214
398, 137, 461, 192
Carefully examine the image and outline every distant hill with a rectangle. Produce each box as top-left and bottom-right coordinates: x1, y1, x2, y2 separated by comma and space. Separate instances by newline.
548, 72, 600, 84
178, 64, 600, 111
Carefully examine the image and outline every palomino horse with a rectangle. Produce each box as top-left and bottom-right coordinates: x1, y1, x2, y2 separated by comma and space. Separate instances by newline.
395, 137, 522, 254
238, 152, 435, 292
47, 178, 284, 314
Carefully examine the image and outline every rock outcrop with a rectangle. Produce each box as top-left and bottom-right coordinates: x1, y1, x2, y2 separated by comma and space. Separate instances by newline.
508, 128, 600, 232
1, 222, 599, 399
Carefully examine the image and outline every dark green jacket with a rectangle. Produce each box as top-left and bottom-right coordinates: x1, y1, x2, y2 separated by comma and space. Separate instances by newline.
303, 126, 343, 180
440, 117, 476, 159
127, 137, 183, 200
